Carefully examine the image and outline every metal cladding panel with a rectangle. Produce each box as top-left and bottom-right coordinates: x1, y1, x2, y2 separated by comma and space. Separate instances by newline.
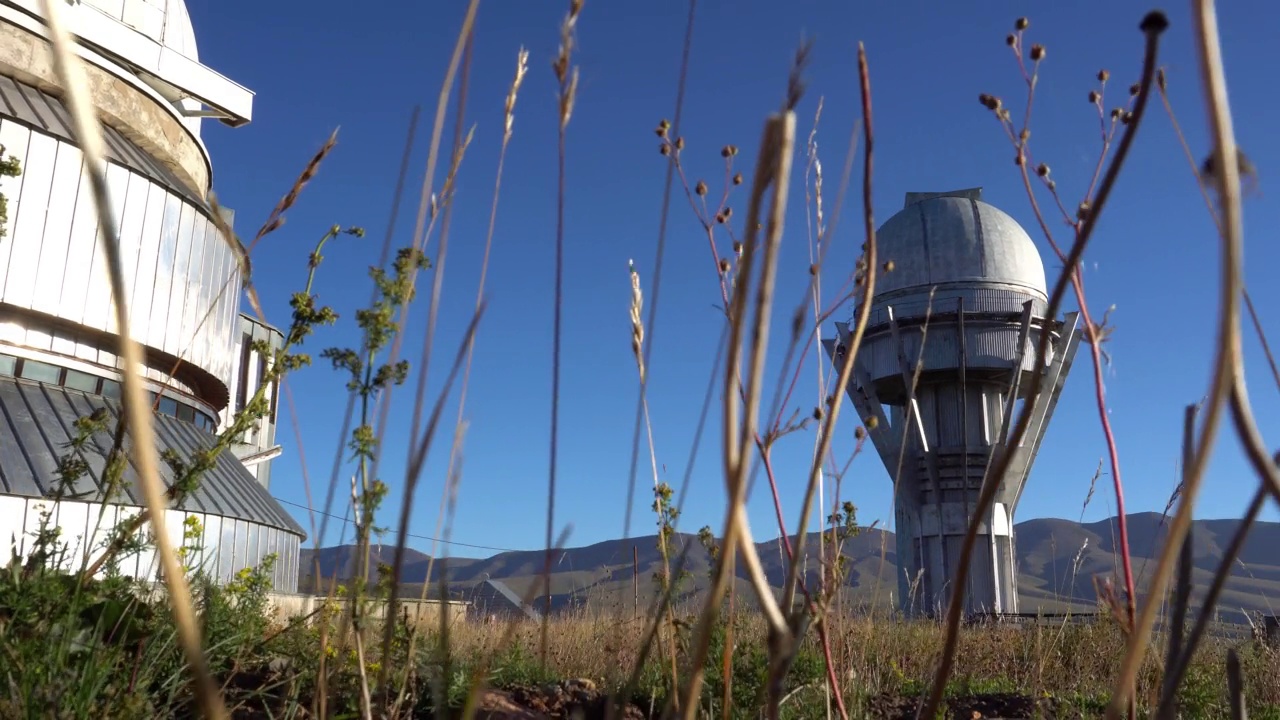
0, 377, 304, 537
0, 76, 205, 207
861, 286, 1047, 328
859, 323, 1043, 392
0, 495, 298, 591
0, 116, 239, 384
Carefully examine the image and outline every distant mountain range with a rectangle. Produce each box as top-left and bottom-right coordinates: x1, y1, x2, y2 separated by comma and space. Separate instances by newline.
298, 512, 1280, 622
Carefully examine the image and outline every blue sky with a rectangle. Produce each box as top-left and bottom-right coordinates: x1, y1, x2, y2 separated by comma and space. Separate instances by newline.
185, 0, 1279, 558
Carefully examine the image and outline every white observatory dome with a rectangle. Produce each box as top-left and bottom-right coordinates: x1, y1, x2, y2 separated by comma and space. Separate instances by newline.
873, 189, 1048, 302
78, 0, 200, 60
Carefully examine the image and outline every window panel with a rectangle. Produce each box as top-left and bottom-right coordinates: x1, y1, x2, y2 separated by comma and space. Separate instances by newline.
218, 517, 236, 584
157, 395, 178, 416
100, 378, 122, 399
64, 369, 99, 393
236, 332, 251, 413
0, 355, 15, 376
32, 141, 84, 316
176, 403, 195, 422
0, 122, 32, 292
4, 131, 58, 309
83, 165, 133, 332
19, 359, 60, 384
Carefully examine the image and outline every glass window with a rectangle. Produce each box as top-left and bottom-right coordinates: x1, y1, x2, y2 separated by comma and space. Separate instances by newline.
236, 333, 252, 412
19, 359, 61, 384
64, 369, 99, 393
157, 395, 178, 416
100, 379, 122, 399
176, 404, 195, 423
0, 355, 15, 376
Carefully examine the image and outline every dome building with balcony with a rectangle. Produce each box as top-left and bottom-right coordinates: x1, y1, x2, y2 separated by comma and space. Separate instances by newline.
0, 0, 302, 591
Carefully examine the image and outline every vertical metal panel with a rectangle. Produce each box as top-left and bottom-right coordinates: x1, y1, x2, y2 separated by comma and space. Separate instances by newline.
4, 131, 58, 309
131, 505, 157, 582
55, 501, 90, 572
111, 173, 150, 334
51, 331, 76, 356
201, 513, 222, 580
219, 331, 239, 430
149, 192, 182, 350
162, 509, 185, 576
113, 506, 142, 579
167, 201, 195, 354
192, 214, 217, 372
207, 227, 231, 380
85, 503, 118, 577
245, 521, 260, 569
60, 161, 100, 325
220, 266, 241, 381
31, 142, 83, 316
218, 516, 235, 583
0, 121, 32, 291
129, 183, 166, 337
0, 495, 26, 559
83, 165, 131, 331
22, 499, 53, 559
182, 212, 210, 364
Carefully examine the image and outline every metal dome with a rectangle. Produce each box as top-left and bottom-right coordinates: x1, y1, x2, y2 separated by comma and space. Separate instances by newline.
871, 188, 1048, 303
79, 0, 200, 60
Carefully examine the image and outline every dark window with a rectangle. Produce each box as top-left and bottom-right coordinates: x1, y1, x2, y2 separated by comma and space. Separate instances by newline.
0, 355, 15, 376
176, 404, 196, 423
157, 395, 178, 416
256, 352, 268, 411
235, 333, 252, 413
64, 369, 99, 393
269, 378, 279, 422
19, 359, 61, 384
100, 379, 122, 399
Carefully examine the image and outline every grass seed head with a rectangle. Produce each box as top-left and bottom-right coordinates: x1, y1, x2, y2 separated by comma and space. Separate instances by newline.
1015, 17, 1029, 31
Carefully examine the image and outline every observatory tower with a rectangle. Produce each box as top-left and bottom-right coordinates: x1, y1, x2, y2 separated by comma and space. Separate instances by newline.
822, 188, 1081, 618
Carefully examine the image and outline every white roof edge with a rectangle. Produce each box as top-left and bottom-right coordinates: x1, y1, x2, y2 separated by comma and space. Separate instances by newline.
2, 0, 253, 125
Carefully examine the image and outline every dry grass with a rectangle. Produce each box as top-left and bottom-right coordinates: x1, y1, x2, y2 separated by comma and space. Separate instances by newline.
421, 608, 1280, 715
8, 0, 1278, 717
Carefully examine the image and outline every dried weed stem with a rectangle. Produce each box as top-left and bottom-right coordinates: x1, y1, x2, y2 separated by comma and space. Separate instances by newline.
35, 0, 226, 717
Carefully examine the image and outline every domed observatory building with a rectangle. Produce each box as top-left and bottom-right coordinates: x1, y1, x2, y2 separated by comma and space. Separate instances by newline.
823, 188, 1081, 618
0, 0, 303, 591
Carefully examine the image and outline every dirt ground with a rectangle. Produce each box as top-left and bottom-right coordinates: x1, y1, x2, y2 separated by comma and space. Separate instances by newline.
473, 680, 1067, 719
